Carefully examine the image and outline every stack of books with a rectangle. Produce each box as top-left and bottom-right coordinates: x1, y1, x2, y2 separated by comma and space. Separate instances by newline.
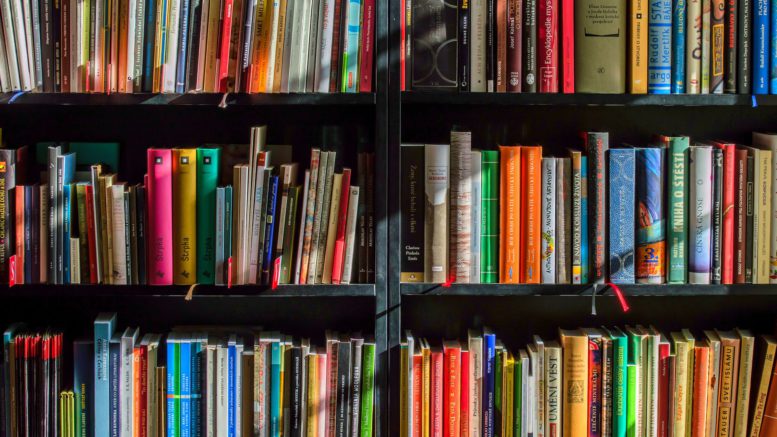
402, 0, 770, 94
400, 327, 777, 437
0, 0, 375, 93
0, 125, 375, 286
400, 130, 776, 285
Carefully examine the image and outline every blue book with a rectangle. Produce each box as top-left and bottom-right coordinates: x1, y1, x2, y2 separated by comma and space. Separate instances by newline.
167, 333, 180, 437
261, 176, 279, 285
180, 337, 192, 437
581, 157, 589, 283
483, 330, 496, 437
608, 149, 636, 283
341, 0, 362, 92
109, 333, 121, 437
175, 0, 191, 93
635, 147, 666, 284
142, 0, 157, 92
93, 313, 116, 437
270, 339, 281, 437
771, 0, 777, 92
671, 0, 685, 92
648, 0, 673, 93
3, 324, 23, 437
73, 340, 94, 437
755, 0, 770, 93
63, 184, 71, 284
228, 336, 237, 437
190, 337, 203, 437
57, 153, 76, 284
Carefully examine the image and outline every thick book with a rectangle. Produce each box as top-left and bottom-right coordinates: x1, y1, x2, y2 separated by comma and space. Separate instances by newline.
753, 0, 768, 94
574, 0, 627, 92
450, 130, 472, 283
172, 149, 197, 285
500, 145, 522, 284
689, 146, 713, 284
659, 136, 690, 283
635, 147, 666, 284
608, 148, 636, 284
584, 132, 608, 284
411, 0, 458, 89
196, 148, 219, 284
481, 150, 499, 283
521, 146, 542, 283
647, 0, 671, 93
541, 158, 557, 283
424, 144, 450, 283
146, 149, 173, 285
537, 0, 558, 92
401, 145, 425, 283
560, 329, 588, 437
630, 0, 648, 92
471, 151, 482, 283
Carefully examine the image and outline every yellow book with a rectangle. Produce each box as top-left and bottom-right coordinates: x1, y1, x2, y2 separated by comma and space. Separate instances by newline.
734, 329, 755, 437
629, 0, 648, 93
503, 353, 515, 437
560, 329, 588, 437
716, 331, 741, 437
671, 331, 691, 437
755, 150, 772, 284
422, 339, 431, 437
749, 336, 777, 437
307, 353, 318, 437
173, 149, 197, 285
60, 392, 67, 437
322, 173, 343, 284
202, 0, 221, 91
152, 0, 164, 92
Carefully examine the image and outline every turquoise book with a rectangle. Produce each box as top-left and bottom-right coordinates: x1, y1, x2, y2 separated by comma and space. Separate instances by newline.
270, 340, 282, 437
191, 338, 203, 437
73, 340, 93, 437
606, 327, 629, 437
63, 184, 72, 284
671, 0, 686, 93
93, 313, 116, 437
608, 149, 636, 283
224, 186, 233, 279
665, 136, 690, 283
341, 0, 362, 92
180, 337, 192, 437
167, 333, 181, 437
196, 148, 220, 284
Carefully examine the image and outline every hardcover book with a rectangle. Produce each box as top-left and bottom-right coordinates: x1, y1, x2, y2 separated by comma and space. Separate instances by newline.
401, 145, 425, 283
482, 150, 500, 283
411, 0, 458, 89
499, 146, 520, 283
574, 0, 627, 92
635, 147, 666, 284
584, 132, 608, 284
647, 0, 672, 94
689, 146, 713, 284
608, 148, 635, 284
450, 130, 472, 283
661, 136, 690, 284
425, 144, 450, 283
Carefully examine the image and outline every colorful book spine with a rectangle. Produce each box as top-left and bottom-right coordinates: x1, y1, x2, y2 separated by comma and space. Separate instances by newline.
581, 157, 589, 283
196, 148, 219, 284
110, 335, 121, 437
608, 149, 636, 284
631, 0, 648, 92
521, 146, 542, 283
754, 0, 769, 93
261, 176, 279, 285
341, 0, 361, 92
541, 158, 556, 283
712, 148, 724, 283
570, 151, 583, 284
179, 339, 192, 437
167, 335, 180, 437
589, 338, 603, 437
648, 0, 672, 93
585, 133, 607, 284
716, 143, 736, 284
672, 0, 686, 93
712, 0, 725, 92
723, 0, 738, 93
538, 0, 558, 92
146, 149, 173, 285
686, 0, 702, 92
666, 136, 690, 283
94, 313, 116, 437
483, 332, 496, 437
482, 150, 500, 283
635, 147, 666, 284
702, 0, 712, 91
610, 329, 628, 437
689, 146, 713, 284
500, 145, 522, 283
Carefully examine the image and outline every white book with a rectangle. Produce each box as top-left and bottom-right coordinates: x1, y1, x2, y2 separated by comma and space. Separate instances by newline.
265, 0, 282, 92
10, 0, 31, 89
450, 130, 472, 283
163, 0, 182, 92
470, 150, 482, 283
467, 330, 483, 437
341, 186, 360, 284
751, 133, 777, 284
686, 0, 701, 93
689, 146, 713, 284
28, 0, 41, 88
216, 341, 228, 437
541, 157, 557, 284
544, 342, 562, 436
305, 0, 322, 91
287, 0, 307, 92
127, 0, 138, 90
248, 162, 267, 283
469, 0, 486, 91
315, 0, 334, 92
70, 238, 80, 283
294, 171, 311, 284
0, 7, 11, 92
120, 328, 139, 437
0, 0, 20, 90
111, 184, 128, 284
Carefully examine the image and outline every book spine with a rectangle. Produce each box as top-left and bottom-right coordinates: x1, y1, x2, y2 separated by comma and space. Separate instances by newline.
718, 340, 740, 437
734, 150, 747, 283
586, 133, 608, 284
486, 0, 495, 91
0, 151, 14, 283
261, 177, 279, 285
749, 340, 775, 437
635, 147, 666, 284
483, 334, 496, 437
562, 334, 588, 437
166, 339, 179, 437
481, 150, 499, 283
702, 0, 711, 91
340, 186, 360, 284
711, 0, 725, 93
755, 151, 771, 284
329, 0, 344, 93
630, 0, 648, 92
471, 152, 482, 283
460, 0, 470, 91
172, 150, 196, 285
611, 335, 627, 437
555, 158, 571, 284
523, 0, 536, 91
450, 131, 472, 283
507, 0, 522, 91
687, 0, 702, 92
174, 0, 191, 92
522, 147, 542, 283
217, 0, 235, 91
570, 152, 582, 283
737, 0, 750, 93
498, 146, 521, 283
147, 150, 173, 285
734, 335, 753, 437
496, 0, 506, 92
608, 149, 636, 284
724, 0, 737, 92
341, 0, 361, 92
196, 149, 219, 284
322, 173, 344, 284
110, 339, 120, 437
300, 151, 321, 284
689, 146, 713, 284
754, 0, 768, 93
711, 148, 724, 283
537, 0, 557, 92
667, 138, 690, 283
471, 0, 487, 91
359, 0, 374, 92
719, 144, 735, 284
541, 158, 556, 283
425, 144, 450, 283
648, 0, 672, 94
580, 157, 589, 283
588, 340, 602, 437
672, 0, 686, 93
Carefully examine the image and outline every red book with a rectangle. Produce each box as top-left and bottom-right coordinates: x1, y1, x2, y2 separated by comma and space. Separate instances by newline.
537, 0, 559, 92
329, 0, 345, 93
733, 149, 748, 283
217, 0, 236, 92
61, 0, 71, 92
15, 186, 23, 284
326, 339, 339, 437
443, 342, 461, 437
431, 347, 444, 437
714, 142, 735, 284
359, 0, 375, 92
588, 338, 602, 437
331, 169, 352, 284
85, 185, 98, 284
657, 338, 671, 437
561, 0, 574, 92
146, 149, 173, 285
412, 354, 423, 437
460, 350, 470, 437
138, 344, 148, 437
400, 0, 406, 91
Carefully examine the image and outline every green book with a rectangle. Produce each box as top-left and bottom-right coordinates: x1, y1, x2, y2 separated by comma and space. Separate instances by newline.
196, 148, 220, 284
167, 334, 181, 437
76, 183, 90, 282
513, 354, 523, 437
224, 186, 233, 278
606, 327, 629, 437
626, 327, 645, 437
481, 150, 499, 283
626, 363, 638, 437
666, 136, 690, 283
280, 186, 300, 284
360, 341, 376, 437
35, 142, 121, 172
495, 347, 503, 435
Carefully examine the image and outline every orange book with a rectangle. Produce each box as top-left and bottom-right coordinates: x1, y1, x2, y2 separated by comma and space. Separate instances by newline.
250, 0, 274, 92
759, 352, 777, 437
412, 352, 423, 437
133, 346, 141, 437
499, 145, 521, 283
443, 341, 462, 437
717, 331, 741, 437
14, 186, 23, 284
692, 342, 710, 437
521, 146, 542, 283
117, 0, 129, 93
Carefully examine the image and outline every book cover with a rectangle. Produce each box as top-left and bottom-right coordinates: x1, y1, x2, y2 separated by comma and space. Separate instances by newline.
523, 0, 537, 91
556, 157, 571, 284
507, 0, 523, 92
560, 329, 588, 437
672, 0, 686, 93
172, 149, 197, 285
647, 0, 671, 94
196, 148, 219, 284
425, 144, 450, 283
689, 146, 713, 284
498, 146, 520, 283
541, 157, 556, 283
574, 0, 627, 92
401, 148, 423, 283
723, 0, 737, 92
687, 0, 702, 92
94, 313, 116, 437
608, 148, 635, 284
411, 0, 458, 89
754, 0, 768, 93
146, 149, 173, 285
537, 0, 558, 92
711, 0, 725, 93
661, 136, 690, 283
635, 147, 666, 284
521, 146, 542, 283
450, 130, 472, 283
630, 0, 648, 92
737, 0, 751, 93
585, 133, 608, 283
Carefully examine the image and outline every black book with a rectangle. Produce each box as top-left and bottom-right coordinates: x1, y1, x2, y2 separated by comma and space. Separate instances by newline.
282, 343, 293, 436
459, 0, 470, 90
400, 145, 425, 282
142, 0, 158, 92
711, 148, 723, 283
123, 191, 132, 283
52, 0, 61, 90
335, 339, 352, 437
522, 0, 537, 92
136, 185, 147, 284
357, 153, 368, 283
349, 338, 364, 436
186, 0, 204, 91
724, 0, 738, 93
0, 149, 15, 283
366, 154, 375, 283
23, 186, 32, 284
411, 0, 459, 89
737, 0, 751, 93
745, 154, 755, 282
39, 0, 56, 91
30, 186, 39, 284
291, 346, 303, 437
129, 186, 138, 285
486, 0, 495, 91
405, 0, 413, 90
39, 335, 50, 437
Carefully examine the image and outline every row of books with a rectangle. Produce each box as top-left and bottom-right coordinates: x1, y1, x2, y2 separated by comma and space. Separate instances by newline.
1, 313, 377, 437
0, 126, 376, 286
0, 0, 375, 93
401, 0, 771, 93
400, 327, 777, 437
400, 130, 777, 285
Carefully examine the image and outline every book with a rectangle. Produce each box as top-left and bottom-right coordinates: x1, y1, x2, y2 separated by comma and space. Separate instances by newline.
608, 148, 636, 284
541, 157, 556, 283
560, 329, 588, 437
450, 130, 472, 283
556, 157, 571, 284
711, 0, 725, 92
196, 148, 219, 284
585, 133, 608, 284
574, 0, 627, 92
635, 147, 666, 284
648, 0, 672, 94
749, 336, 776, 437
537, 0, 558, 92
630, 0, 648, 92
411, 0, 458, 89
521, 146, 542, 283
471, 150, 482, 283
498, 146, 520, 283
689, 146, 713, 284
425, 144, 450, 283
662, 136, 690, 284
146, 149, 173, 285
687, 0, 702, 92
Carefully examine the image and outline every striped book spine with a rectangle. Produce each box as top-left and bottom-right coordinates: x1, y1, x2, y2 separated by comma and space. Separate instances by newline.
648, 0, 672, 94
608, 149, 636, 284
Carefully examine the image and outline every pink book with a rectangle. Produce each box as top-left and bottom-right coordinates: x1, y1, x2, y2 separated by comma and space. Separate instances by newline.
146, 149, 173, 285
331, 169, 352, 284
358, 0, 375, 92
561, 0, 574, 93
460, 350, 470, 437
538, 0, 559, 92
431, 347, 444, 437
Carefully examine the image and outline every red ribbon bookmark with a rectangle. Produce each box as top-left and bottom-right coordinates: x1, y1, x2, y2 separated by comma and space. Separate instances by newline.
607, 282, 630, 312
